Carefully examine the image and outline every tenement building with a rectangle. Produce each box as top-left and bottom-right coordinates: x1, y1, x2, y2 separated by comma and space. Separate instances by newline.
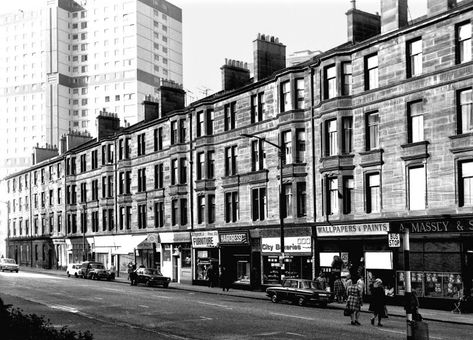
3, 0, 473, 306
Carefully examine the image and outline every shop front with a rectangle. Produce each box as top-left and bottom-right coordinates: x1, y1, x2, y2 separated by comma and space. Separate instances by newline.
136, 233, 160, 270
191, 230, 219, 285
67, 236, 93, 264
261, 236, 313, 285
392, 217, 473, 305
315, 222, 392, 295
219, 231, 252, 288
110, 234, 147, 277
158, 232, 191, 283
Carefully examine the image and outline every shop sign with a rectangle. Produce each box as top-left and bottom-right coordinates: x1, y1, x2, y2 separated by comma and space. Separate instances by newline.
219, 231, 249, 245
191, 231, 219, 248
316, 223, 389, 237
388, 233, 401, 248
261, 237, 311, 253
393, 218, 473, 234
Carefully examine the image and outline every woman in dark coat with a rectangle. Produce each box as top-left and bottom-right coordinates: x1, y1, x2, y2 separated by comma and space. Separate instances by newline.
220, 266, 231, 292
369, 278, 387, 326
345, 279, 362, 325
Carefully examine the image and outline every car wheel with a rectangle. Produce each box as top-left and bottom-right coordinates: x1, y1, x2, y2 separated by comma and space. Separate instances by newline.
74, 273, 78, 278
1, 268, 4, 272
146, 280, 151, 287
15, 270, 18, 273
297, 297, 306, 307
163, 283, 169, 288
67, 272, 71, 277
271, 294, 279, 303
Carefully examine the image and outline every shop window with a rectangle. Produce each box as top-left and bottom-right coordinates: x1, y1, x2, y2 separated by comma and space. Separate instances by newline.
407, 38, 423, 78
408, 101, 424, 143
408, 166, 426, 210
456, 22, 472, 64
324, 65, 336, 99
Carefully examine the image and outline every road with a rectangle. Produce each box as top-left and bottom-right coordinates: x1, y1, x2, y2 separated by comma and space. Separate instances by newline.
1, 271, 472, 340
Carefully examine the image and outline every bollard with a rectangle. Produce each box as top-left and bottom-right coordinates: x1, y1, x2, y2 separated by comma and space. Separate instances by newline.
411, 320, 429, 340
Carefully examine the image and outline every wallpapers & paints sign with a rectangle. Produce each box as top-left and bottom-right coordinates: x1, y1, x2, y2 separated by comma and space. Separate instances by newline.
316, 223, 389, 237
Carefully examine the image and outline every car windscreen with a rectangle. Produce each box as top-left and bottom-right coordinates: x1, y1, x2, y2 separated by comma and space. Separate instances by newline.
5, 259, 16, 264
90, 264, 105, 269
144, 269, 162, 275
301, 281, 319, 289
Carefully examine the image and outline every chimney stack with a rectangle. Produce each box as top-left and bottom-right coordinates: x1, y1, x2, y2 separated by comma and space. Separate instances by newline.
157, 79, 185, 117
142, 95, 160, 121
381, 0, 408, 34
221, 58, 250, 91
427, 0, 456, 16
346, 8, 381, 43
59, 130, 93, 154
253, 33, 286, 82
96, 109, 120, 140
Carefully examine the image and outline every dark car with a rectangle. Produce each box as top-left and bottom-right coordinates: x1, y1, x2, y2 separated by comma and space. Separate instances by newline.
266, 278, 333, 307
80, 261, 115, 281
133, 268, 171, 287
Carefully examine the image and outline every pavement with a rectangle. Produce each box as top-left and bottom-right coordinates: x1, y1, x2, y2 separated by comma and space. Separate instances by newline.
16, 267, 473, 326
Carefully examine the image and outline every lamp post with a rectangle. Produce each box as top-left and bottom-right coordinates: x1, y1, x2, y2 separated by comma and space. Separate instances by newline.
82, 204, 87, 261
241, 133, 285, 281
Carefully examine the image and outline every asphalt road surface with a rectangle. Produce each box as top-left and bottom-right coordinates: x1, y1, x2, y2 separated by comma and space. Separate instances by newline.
1, 271, 472, 340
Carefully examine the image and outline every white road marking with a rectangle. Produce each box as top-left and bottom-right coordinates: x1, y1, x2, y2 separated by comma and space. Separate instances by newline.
138, 305, 149, 308
50, 305, 79, 313
255, 332, 281, 336
196, 301, 233, 309
270, 312, 315, 321
95, 297, 103, 300
101, 287, 122, 292
286, 332, 305, 337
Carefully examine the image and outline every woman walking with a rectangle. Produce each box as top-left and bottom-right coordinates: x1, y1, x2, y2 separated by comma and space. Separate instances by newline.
345, 279, 363, 325
334, 275, 346, 303
369, 278, 387, 326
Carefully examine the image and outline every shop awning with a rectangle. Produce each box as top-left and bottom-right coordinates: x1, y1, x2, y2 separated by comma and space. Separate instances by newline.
111, 234, 148, 255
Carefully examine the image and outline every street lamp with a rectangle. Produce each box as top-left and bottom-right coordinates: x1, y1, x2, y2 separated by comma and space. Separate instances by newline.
82, 204, 87, 261
241, 133, 285, 281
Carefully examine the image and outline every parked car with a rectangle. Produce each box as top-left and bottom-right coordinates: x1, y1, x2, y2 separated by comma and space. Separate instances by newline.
80, 261, 115, 281
133, 268, 171, 287
66, 263, 82, 277
0, 258, 19, 272
266, 278, 334, 307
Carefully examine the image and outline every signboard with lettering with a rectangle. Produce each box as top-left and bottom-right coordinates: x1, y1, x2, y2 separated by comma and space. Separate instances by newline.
393, 218, 473, 234
261, 237, 311, 253
388, 233, 401, 248
219, 231, 249, 245
191, 231, 219, 248
316, 223, 389, 237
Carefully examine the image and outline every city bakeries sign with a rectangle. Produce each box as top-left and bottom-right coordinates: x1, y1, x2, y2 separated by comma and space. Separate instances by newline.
219, 231, 249, 245
393, 218, 473, 234
191, 231, 219, 248
316, 223, 389, 237
261, 237, 311, 253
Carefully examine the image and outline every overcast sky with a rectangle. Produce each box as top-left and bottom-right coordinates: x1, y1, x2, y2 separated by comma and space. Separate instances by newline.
1, 0, 428, 99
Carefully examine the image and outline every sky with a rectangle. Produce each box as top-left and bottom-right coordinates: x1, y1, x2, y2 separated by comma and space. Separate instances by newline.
0, 0, 428, 100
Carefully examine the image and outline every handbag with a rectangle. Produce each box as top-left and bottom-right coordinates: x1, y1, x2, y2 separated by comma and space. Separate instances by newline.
343, 308, 351, 316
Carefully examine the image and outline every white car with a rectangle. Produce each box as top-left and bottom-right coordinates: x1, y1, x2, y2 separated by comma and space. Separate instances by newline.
0, 258, 19, 272
66, 263, 82, 277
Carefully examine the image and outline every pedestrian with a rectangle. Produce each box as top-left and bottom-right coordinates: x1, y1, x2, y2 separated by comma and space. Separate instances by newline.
334, 275, 346, 303
345, 279, 363, 325
127, 261, 134, 281
129, 268, 138, 286
220, 266, 231, 292
369, 278, 387, 326
207, 265, 215, 288
315, 271, 327, 290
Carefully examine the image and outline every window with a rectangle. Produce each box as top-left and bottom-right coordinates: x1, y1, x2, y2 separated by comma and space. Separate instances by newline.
137, 133, 146, 156
251, 93, 265, 123
342, 117, 353, 154
251, 140, 265, 171
171, 159, 178, 185
171, 199, 178, 225
179, 119, 186, 143
409, 166, 426, 210
282, 131, 292, 164
179, 158, 187, 184
171, 121, 178, 145
126, 207, 132, 229
295, 78, 305, 109
408, 101, 424, 143
154, 201, 164, 227
197, 152, 205, 180
180, 199, 188, 225
154, 127, 163, 151
342, 62, 352, 96
91, 180, 99, 200
208, 194, 215, 224
197, 196, 205, 224
459, 89, 472, 134
252, 187, 267, 221
138, 204, 147, 229
208, 151, 215, 179
138, 168, 146, 192
224, 102, 236, 131
91, 150, 98, 169
206, 109, 214, 135
343, 177, 354, 214
327, 120, 338, 156
154, 164, 164, 189
280, 80, 292, 112
407, 39, 423, 78
295, 129, 306, 163
456, 22, 472, 64
460, 161, 473, 207
324, 65, 336, 99
366, 112, 380, 150
296, 182, 307, 217
125, 138, 131, 159
197, 111, 204, 137
92, 211, 99, 232
80, 211, 87, 234
224, 192, 239, 223
224, 146, 238, 176
57, 188, 61, 204
365, 54, 378, 90
366, 173, 381, 213
80, 183, 87, 203
328, 178, 339, 215
283, 184, 293, 218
